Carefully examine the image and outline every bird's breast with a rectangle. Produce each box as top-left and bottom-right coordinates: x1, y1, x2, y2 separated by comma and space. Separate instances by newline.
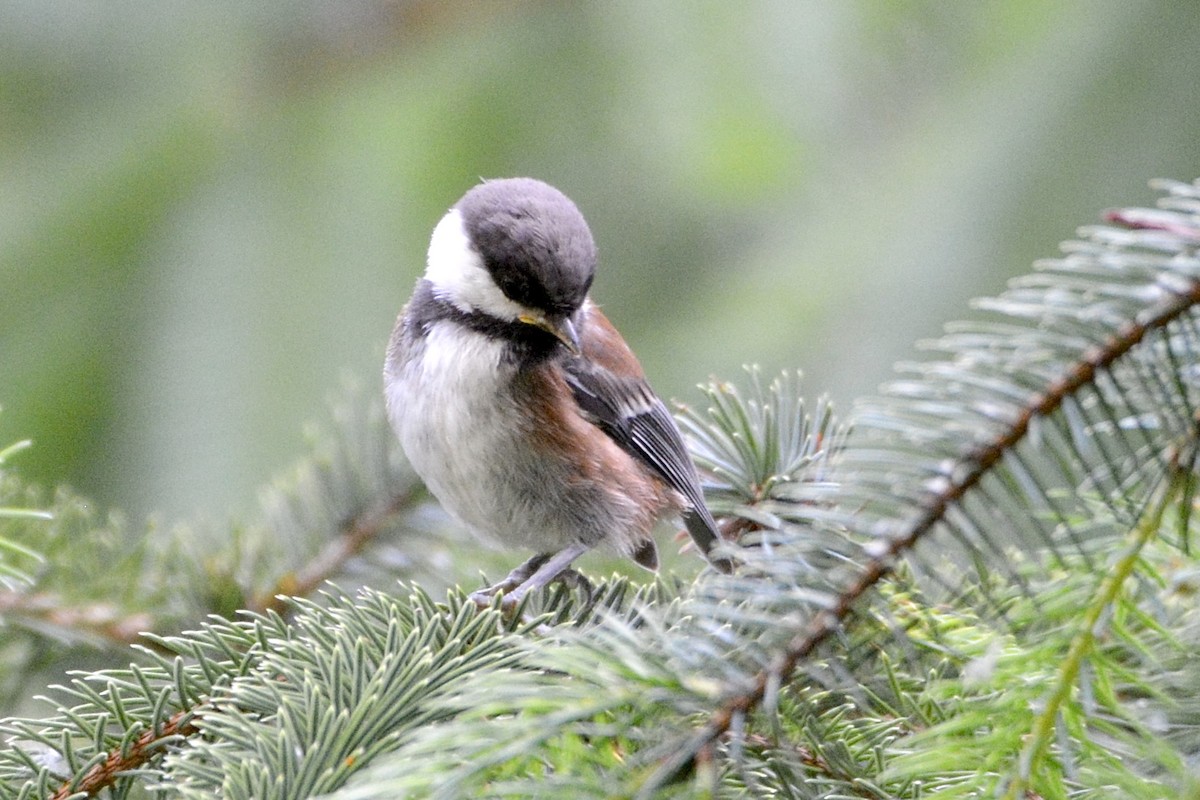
388, 321, 511, 488
387, 322, 569, 549
386, 319, 666, 555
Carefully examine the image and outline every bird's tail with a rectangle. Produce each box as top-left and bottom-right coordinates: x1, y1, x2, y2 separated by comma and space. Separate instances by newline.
683, 504, 734, 573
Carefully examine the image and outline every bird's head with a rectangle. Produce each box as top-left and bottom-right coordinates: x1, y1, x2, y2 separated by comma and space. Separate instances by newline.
424, 177, 594, 353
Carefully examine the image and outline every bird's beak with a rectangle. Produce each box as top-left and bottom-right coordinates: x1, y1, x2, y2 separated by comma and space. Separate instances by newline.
518, 312, 581, 355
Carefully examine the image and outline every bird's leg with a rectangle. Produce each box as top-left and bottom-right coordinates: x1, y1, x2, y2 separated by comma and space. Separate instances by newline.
504, 542, 592, 607
470, 543, 590, 610
470, 553, 551, 606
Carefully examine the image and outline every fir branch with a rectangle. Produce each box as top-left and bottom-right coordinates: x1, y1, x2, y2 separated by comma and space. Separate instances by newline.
1004, 450, 1192, 799
663, 238, 1200, 786
247, 479, 425, 616
0, 436, 48, 590
0, 590, 152, 647
46, 708, 198, 800
0, 387, 429, 667
0, 486, 200, 660
0, 613, 267, 799
4, 582, 636, 799
216, 386, 430, 616
633, 180, 1200, 792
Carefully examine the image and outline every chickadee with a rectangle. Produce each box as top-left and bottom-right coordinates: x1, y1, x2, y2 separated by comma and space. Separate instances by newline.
384, 177, 731, 606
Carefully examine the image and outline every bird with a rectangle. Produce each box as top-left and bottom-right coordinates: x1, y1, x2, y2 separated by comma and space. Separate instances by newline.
384, 177, 731, 607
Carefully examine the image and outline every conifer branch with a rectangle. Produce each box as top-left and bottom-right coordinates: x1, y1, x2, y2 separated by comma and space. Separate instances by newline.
0, 589, 153, 647
1003, 446, 1191, 799
640, 182, 1200, 792
248, 481, 425, 616
47, 709, 199, 800
671, 264, 1200, 785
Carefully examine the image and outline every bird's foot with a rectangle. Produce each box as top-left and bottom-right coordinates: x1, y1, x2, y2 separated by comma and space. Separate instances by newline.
470, 543, 591, 613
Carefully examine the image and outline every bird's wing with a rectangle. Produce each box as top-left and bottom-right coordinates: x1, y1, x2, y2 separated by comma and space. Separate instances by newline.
564, 306, 728, 569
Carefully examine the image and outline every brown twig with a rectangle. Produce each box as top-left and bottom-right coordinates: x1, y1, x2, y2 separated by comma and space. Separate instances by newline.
48, 709, 199, 800
0, 590, 153, 647
248, 483, 424, 615
656, 221, 1200, 784
35, 484, 422, 796
1103, 208, 1200, 240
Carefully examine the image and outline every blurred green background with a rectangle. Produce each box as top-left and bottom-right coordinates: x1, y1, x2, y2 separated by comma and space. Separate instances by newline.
3, 1, 1199, 523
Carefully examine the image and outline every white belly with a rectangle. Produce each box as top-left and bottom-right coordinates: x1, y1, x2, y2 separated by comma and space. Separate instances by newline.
385, 323, 579, 552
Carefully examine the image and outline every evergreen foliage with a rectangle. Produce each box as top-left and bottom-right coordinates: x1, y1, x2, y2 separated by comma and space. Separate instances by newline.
2, 179, 1200, 797
0, 438, 49, 592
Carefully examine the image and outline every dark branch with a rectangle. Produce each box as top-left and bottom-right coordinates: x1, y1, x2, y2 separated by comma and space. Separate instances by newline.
659, 212, 1200, 786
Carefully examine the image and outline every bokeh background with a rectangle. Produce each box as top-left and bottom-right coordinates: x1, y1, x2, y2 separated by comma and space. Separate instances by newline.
3, 1, 1199, 524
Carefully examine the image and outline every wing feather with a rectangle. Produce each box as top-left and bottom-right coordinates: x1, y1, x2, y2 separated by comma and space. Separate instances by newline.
564, 349, 727, 569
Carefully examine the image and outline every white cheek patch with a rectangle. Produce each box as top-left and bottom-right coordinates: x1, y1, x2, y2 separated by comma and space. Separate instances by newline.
424, 209, 528, 321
